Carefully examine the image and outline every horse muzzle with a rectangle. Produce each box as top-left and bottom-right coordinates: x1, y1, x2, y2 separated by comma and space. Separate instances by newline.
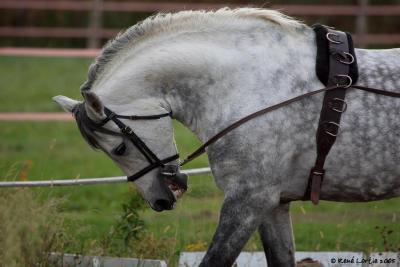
161, 164, 188, 200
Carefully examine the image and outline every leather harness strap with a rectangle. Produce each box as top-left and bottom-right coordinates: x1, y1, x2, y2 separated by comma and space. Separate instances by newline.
306, 27, 355, 204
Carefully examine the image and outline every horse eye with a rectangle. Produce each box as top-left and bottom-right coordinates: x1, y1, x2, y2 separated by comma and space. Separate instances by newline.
112, 142, 127, 156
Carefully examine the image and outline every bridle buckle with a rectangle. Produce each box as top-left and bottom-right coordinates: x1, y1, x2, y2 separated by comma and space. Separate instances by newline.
122, 126, 133, 134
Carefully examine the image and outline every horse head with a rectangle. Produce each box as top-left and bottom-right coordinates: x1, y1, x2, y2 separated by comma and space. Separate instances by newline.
53, 91, 187, 212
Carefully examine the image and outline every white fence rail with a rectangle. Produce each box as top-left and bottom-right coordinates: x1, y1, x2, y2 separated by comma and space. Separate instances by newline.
0, 167, 211, 188
49, 253, 167, 267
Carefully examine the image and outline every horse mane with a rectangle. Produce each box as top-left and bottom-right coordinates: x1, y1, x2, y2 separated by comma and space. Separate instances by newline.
80, 8, 304, 93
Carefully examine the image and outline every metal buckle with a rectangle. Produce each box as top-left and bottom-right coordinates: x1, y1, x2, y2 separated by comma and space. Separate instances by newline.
329, 98, 347, 113
332, 51, 355, 65
123, 126, 133, 134
326, 32, 342, 44
334, 74, 353, 88
161, 164, 178, 177
338, 52, 355, 65
322, 121, 341, 137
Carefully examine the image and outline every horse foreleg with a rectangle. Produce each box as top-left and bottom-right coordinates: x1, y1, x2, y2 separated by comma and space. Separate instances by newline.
258, 203, 295, 267
199, 193, 268, 267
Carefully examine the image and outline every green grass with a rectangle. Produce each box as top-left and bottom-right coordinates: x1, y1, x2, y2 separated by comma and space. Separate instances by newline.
0, 56, 89, 111
0, 56, 399, 266
0, 188, 66, 267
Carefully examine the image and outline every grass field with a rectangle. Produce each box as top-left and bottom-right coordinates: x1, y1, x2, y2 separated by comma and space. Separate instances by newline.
1, 56, 399, 266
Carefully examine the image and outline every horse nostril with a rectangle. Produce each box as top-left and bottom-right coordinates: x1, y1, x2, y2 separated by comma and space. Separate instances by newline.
154, 199, 172, 211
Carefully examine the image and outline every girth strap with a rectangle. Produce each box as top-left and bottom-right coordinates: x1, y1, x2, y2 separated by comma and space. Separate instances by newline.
305, 26, 357, 204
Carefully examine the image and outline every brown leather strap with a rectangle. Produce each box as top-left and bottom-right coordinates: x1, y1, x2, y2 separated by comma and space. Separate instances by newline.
307, 28, 351, 205
180, 84, 400, 167
351, 85, 400, 97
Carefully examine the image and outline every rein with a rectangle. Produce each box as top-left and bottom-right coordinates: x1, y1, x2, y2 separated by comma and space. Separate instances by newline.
87, 84, 400, 186
179, 84, 400, 166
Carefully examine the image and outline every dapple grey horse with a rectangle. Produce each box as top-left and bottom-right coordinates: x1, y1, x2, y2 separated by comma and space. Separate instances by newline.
53, 8, 400, 267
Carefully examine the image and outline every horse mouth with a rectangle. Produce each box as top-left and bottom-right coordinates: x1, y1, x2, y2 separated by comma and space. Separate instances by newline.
166, 178, 186, 200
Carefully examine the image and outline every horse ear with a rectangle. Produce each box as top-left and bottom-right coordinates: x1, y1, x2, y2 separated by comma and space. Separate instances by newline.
52, 95, 80, 113
82, 91, 105, 121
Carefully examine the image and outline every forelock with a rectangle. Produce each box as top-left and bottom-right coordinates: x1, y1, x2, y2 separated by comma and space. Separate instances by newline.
72, 103, 101, 149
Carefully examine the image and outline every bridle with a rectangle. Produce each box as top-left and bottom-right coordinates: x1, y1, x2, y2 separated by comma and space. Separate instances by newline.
103, 107, 181, 182
81, 106, 185, 186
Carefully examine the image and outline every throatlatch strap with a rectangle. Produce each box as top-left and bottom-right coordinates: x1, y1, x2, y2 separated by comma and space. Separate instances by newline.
305, 26, 357, 204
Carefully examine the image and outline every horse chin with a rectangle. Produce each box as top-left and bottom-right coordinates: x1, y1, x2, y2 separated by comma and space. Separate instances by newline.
149, 198, 176, 212
147, 174, 187, 212
148, 184, 181, 212
146, 180, 186, 212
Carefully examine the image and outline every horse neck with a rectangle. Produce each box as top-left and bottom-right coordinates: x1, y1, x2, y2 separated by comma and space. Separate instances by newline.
160, 25, 317, 141
95, 22, 317, 142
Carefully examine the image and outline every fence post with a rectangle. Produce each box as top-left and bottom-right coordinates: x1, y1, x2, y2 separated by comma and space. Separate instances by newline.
356, 0, 368, 47
88, 0, 103, 48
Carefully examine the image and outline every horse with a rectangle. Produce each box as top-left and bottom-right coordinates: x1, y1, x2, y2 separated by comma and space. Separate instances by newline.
53, 8, 400, 267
